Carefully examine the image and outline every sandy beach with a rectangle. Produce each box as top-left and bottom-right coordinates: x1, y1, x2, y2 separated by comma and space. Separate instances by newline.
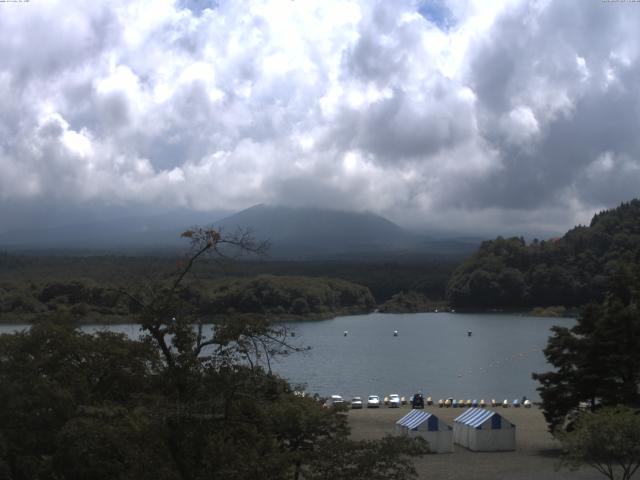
348, 405, 603, 480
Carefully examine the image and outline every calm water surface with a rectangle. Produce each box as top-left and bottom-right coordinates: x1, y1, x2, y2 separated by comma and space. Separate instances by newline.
272, 312, 573, 401
0, 312, 573, 401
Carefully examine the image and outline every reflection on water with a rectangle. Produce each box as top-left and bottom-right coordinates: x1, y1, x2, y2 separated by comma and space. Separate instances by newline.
0, 312, 572, 400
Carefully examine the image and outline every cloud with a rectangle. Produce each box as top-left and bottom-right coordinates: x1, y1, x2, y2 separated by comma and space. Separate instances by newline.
1, 0, 639, 236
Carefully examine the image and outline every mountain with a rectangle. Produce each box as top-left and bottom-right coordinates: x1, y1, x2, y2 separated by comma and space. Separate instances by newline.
0, 210, 230, 251
212, 204, 481, 259
213, 204, 418, 258
446, 199, 640, 309
0, 204, 480, 258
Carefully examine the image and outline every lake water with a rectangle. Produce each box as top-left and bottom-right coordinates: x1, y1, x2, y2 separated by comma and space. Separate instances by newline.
0, 312, 573, 401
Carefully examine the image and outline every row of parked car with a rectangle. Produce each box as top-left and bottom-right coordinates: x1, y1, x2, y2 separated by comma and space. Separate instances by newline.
329, 394, 533, 409
329, 393, 427, 409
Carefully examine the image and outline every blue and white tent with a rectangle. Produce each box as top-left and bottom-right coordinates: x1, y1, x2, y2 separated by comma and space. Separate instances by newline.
453, 408, 515, 451
395, 410, 453, 453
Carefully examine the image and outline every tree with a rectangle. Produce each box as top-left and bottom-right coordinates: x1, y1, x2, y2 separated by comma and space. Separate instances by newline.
558, 406, 640, 480
302, 435, 429, 480
533, 261, 640, 432
1, 227, 429, 479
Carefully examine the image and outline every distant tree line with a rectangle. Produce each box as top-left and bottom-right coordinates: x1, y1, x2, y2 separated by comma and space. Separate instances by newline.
447, 200, 640, 309
0, 275, 375, 324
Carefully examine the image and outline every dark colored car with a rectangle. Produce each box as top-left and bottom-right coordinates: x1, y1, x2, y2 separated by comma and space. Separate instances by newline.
411, 393, 425, 409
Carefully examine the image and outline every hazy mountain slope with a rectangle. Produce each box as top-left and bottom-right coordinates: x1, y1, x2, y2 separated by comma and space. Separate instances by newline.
0, 203, 480, 258
214, 204, 420, 258
0, 210, 230, 250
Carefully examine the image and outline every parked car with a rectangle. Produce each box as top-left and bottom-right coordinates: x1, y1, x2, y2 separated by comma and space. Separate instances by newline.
367, 395, 381, 408
351, 396, 363, 409
388, 394, 401, 408
411, 393, 425, 409
329, 395, 344, 407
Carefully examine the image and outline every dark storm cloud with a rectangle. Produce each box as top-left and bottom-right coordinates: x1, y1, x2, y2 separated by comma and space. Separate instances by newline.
459, 0, 640, 215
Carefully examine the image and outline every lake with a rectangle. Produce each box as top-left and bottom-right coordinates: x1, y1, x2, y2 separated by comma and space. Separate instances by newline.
0, 312, 573, 401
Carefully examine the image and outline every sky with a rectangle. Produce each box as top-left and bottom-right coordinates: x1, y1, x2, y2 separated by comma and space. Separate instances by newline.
1, 0, 639, 237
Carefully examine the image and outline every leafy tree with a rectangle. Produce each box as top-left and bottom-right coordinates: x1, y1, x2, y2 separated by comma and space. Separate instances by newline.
533, 262, 640, 432
303, 435, 429, 480
558, 406, 640, 480
0, 227, 429, 479
447, 199, 640, 309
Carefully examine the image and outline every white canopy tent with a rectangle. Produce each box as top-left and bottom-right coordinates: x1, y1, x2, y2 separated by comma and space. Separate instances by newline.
395, 410, 453, 453
453, 408, 515, 451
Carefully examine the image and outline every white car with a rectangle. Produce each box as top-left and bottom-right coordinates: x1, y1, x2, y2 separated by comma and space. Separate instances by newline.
367, 395, 381, 408
351, 396, 363, 409
388, 394, 401, 408
330, 395, 344, 407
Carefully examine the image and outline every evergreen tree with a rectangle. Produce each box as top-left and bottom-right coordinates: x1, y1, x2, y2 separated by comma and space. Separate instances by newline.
533, 261, 640, 432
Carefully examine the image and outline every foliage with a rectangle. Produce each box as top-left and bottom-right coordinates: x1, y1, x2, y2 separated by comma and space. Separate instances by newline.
558, 406, 640, 480
0, 274, 375, 325
303, 435, 430, 480
447, 199, 640, 309
0, 228, 429, 479
0, 251, 460, 324
532, 261, 640, 432
0, 322, 164, 479
530, 305, 567, 317
378, 291, 440, 313
203, 274, 376, 319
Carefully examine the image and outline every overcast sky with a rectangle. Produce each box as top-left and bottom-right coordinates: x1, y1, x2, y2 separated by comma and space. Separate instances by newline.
1, 0, 639, 237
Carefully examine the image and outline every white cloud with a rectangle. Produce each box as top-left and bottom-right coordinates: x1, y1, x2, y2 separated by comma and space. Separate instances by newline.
1, 0, 639, 235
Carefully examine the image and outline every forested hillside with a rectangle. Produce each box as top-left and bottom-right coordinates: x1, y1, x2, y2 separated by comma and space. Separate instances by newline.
446, 200, 640, 309
0, 274, 375, 324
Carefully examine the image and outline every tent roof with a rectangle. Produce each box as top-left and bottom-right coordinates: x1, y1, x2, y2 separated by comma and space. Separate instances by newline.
397, 410, 435, 430
454, 408, 506, 428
